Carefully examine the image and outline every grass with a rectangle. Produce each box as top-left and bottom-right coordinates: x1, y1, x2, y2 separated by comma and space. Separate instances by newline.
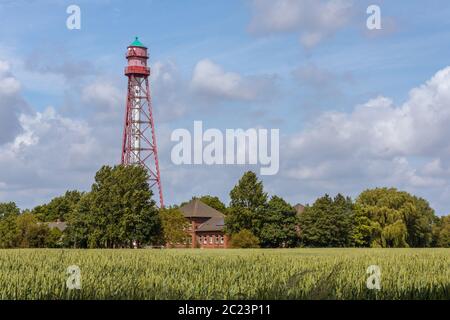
0, 248, 448, 300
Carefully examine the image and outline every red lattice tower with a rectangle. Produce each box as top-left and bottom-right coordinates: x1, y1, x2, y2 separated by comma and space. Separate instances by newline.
121, 37, 164, 207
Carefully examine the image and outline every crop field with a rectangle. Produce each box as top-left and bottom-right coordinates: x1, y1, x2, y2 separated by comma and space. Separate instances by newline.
0, 248, 448, 300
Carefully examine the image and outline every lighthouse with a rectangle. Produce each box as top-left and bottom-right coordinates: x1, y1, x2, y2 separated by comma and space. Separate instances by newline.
121, 37, 164, 207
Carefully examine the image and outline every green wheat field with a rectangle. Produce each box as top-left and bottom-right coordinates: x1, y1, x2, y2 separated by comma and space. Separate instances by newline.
0, 248, 448, 300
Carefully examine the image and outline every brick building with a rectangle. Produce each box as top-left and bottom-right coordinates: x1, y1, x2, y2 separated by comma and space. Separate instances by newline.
180, 199, 229, 248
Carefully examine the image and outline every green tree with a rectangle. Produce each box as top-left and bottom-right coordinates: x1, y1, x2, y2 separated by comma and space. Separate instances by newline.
381, 220, 408, 247
353, 188, 436, 248
230, 229, 260, 248
432, 215, 450, 247
65, 193, 93, 248
32, 190, 83, 222
259, 196, 299, 247
229, 171, 268, 209
46, 228, 64, 248
352, 213, 379, 247
159, 207, 190, 247
0, 202, 20, 218
66, 165, 162, 248
0, 202, 20, 248
226, 171, 268, 237
299, 194, 354, 247
15, 213, 50, 248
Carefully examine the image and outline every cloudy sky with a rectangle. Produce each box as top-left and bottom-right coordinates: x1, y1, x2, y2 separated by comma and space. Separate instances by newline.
1, 0, 450, 215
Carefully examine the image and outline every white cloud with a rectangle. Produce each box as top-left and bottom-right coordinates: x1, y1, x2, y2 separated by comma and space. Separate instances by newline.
152, 60, 188, 122
0, 59, 28, 145
0, 106, 107, 207
0, 58, 118, 208
0, 60, 20, 95
0, 60, 9, 74
248, 0, 354, 49
280, 66, 450, 214
82, 81, 122, 114
0, 76, 20, 95
191, 59, 275, 101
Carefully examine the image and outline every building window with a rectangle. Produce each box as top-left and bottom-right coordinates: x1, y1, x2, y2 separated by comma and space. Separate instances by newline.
199, 236, 203, 244
203, 236, 207, 244
220, 236, 224, 244
209, 236, 213, 244
215, 235, 219, 244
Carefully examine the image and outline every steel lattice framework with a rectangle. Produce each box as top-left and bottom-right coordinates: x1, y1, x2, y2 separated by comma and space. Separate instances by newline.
121, 37, 164, 207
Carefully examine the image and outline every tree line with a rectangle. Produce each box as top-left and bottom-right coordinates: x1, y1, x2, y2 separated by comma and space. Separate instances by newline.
224, 172, 449, 248
0, 167, 449, 248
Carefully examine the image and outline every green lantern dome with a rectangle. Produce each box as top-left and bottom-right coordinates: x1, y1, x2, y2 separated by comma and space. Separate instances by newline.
130, 36, 145, 47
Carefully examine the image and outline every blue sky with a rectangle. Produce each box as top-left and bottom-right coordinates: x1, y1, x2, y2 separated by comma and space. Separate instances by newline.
3, 0, 450, 123
1, 0, 450, 215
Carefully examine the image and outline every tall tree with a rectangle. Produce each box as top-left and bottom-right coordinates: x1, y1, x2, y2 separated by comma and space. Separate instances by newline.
66, 165, 162, 248
0, 202, 20, 248
259, 196, 299, 248
65, 193, 93, 248
229, 171, 267, 209
299, 194, 355, 247
353, 188, 437, 248
225, 171, 268, 237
